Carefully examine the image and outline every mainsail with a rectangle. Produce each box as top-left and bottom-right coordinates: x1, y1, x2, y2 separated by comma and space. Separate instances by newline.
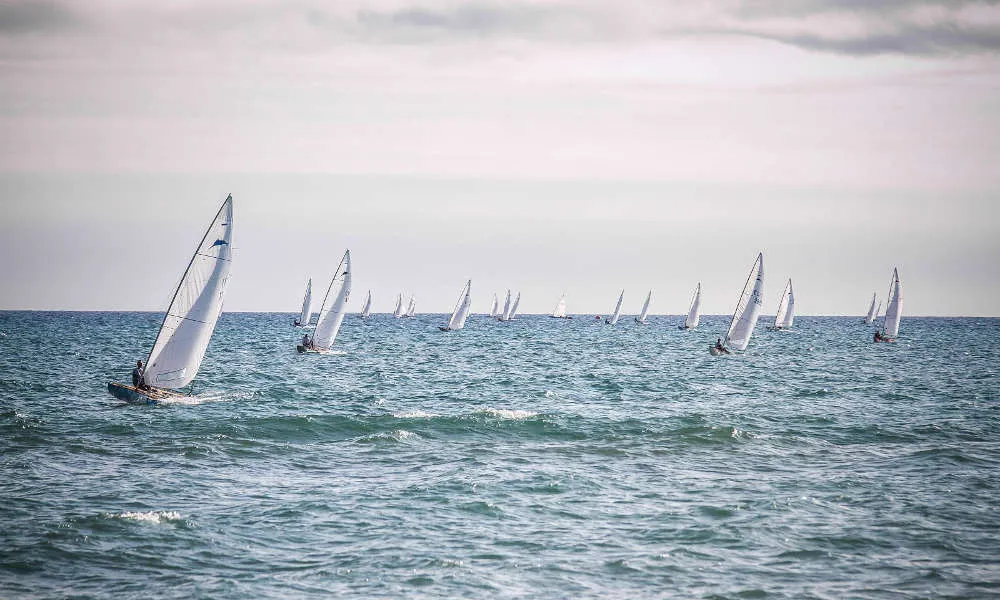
393, 294, 404, 318
500, 290, 512, 321
360, 290, 372, 319
509, 292, 521, 320
685, 283, 702, 329
864, 293, 878, 324
773, 279, 794, 329
311, 250, 352, 349
405, 296, 416, 317
489, 294, 499, 318
635, 290, 651, 323
445, 280, 472, 330
297, 279, 312, 325
882, 267, 902, 339
607, 290, 624, 325
725, 253, 764, 351
552, 294, 567, 318
144, 195, 234, 389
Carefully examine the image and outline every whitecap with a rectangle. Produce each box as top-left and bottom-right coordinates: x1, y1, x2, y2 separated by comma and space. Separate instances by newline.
107, 511, 183, 525
478, 408, 538, 420
393, 410, 439, 419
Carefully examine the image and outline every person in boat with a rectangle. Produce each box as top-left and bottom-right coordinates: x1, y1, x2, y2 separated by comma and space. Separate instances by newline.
715, 338, 725, 352
874, 331, 883, 342
132, 360, 149, 390
302, 333, 313, 350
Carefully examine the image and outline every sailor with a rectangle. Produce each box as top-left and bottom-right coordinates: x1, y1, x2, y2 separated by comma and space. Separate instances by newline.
874, 331, 882, 342
715, 338, 725, 352
302, 333, 312, 349
132, 360, 148, 390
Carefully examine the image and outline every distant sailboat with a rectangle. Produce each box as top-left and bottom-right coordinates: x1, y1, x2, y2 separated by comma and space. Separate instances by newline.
440, 280, 472, 331
634, 290, 651, 324
299, 250, 352, 353
681, 283, 701, 330
498, 289, 512, 321
489, 293, 499, 318
393, 293, 404, 318
404, 296, 416, 318
863, 293, 878, 324
550, 294, 571, 319
509, 292, 521, 320
360, 290, 372, 319
876, 268, 902, 342
294, 278, 312, 327
108, 195, 234, 404
605, 290, 624, 325
712, 253, 764, 355
769, 279, 794, 330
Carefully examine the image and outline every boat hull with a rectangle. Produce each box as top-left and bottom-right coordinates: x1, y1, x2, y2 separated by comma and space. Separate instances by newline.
709, 346, 731, 356
107, 382, 183, 405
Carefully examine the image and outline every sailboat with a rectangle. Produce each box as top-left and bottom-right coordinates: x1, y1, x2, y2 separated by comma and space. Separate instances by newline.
107, 195, 234, 404
550, 294, 571, 319
875, 268, 902, 342
404, 296, 416, 318
768, 279, 794, 330
488, 293, 499, 319
298, 250, 352, 353
863, 293, 878, 324
440, 280, 472, 331
605, 290, 624, 325
508, 292, 521, 320
680, 283, 702, 330
360, 290, 372, 319
294, 278, 312, 327
634, 290, 652, 324
711, 253, 764, 355
393, 293, 404, 318
498, 289, 512, 321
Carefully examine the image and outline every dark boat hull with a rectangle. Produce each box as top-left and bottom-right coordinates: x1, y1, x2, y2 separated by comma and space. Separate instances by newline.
107, 382, 183, 405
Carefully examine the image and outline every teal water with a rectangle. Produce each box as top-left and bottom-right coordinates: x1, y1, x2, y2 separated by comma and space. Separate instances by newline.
1, 312, 998, 598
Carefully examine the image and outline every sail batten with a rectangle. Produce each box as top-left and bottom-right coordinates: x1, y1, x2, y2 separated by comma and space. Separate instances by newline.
725, 253, 764, 351
144, 195, 234, 390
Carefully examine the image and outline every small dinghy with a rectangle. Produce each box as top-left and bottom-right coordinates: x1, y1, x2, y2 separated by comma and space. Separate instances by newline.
508, 292, 521, 320
488, 293, 499, 319
863, 292, 878, 324
360, 290, 372, 319
402, 295, 416, 318
108, 195, 234, 404
294, 278, 312, 327
440, 280, 472, 331
298, 250, 352, 353
711, 253, 763, 355
634, 290, 651, 324
497, 290, 512, 321
605, 290, 624, 325
679, 283, 702, 330
874, 268, 902, 343
392, 293, 405, 318
550, 294, 572, 319
767, 279, 794, 331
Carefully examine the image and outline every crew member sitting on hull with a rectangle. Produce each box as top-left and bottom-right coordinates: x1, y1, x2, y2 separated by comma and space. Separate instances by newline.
874, 331, 883, 342
132, 360, 149, 390
301, 333, 313, 350
715, 338, 726, 352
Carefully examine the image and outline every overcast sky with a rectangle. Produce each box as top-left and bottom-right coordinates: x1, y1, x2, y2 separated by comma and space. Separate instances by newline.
1, 0, 998, 315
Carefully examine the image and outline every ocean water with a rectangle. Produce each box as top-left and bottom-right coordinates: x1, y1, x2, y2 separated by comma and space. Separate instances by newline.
1, 312, 998, 598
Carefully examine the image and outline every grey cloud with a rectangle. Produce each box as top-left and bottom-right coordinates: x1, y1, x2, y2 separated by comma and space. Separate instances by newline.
733, 0, 1000, 18
0, 0, 78, 34
741, 22, 1000, 56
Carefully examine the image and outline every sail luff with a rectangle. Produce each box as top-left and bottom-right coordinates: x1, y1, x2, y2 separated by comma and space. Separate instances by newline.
143, 195, 234, 389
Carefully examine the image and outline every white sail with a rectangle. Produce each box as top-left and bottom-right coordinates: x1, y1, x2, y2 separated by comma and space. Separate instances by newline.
489, 294, 499, 318
297, 279, 312, 325
144, 195, 234, 390
509, 292, 521, 320
725, 253, 764, 351
882, 268, 902, 339
773, 279, 794, 329
405, 296, 416, 317
312, 250, 352, 349
685, 283, 702, 329
864, 293, 878, 324
393, 293, 404, 318
360, 290, 372, 318
607, 290, 624, 325
636, 290, 651, 323
874, 301, 882, 322
500, 289, 512, 321
446, 280, 472, 330
552, 294, 567, 318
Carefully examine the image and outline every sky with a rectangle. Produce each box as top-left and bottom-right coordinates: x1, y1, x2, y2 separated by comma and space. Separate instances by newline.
0, 0, 998, 315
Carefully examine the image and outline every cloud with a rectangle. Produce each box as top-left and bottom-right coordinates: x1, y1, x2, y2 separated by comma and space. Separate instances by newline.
736, 21, 1000, 55
0, 0, 78, 34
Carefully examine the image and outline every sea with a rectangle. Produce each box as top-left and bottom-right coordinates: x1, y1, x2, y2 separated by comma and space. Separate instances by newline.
1, 312, 998, 599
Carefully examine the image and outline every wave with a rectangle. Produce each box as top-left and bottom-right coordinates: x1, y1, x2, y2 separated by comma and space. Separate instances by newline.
103, 510, 184, 525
